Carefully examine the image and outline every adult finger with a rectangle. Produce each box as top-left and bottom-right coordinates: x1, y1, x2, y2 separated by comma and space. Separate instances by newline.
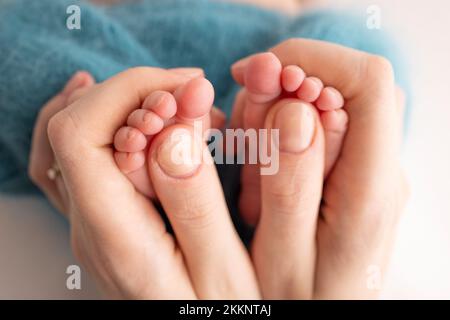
267, 39, 403, 299
29, 71, 94, 213
252, 99, 325, 299
47, 69, 200, 299
148, 124, 260, 299
269, 38, 399, 210
46, 68, 195, 221
49, 67, 198, 149
169, 67, 205, 78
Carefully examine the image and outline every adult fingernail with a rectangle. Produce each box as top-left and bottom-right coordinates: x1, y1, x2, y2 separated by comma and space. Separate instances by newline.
273, 102, 315, 153
170, 68, 204, 79
63, 71, 91, 95
156, 129, 202, 178
231, 56, 251, 73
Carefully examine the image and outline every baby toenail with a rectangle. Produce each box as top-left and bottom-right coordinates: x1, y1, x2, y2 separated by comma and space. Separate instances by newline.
273, 102, 315, 153
310, 77, 322, 85
152, 91, 167, 106
127, 129, 137, 140
156, 129, 201, 178
143, 111, 155, 123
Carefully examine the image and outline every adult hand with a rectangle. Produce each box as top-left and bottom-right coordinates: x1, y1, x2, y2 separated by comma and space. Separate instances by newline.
29, 67, 259, 299
233, 39, 409, 299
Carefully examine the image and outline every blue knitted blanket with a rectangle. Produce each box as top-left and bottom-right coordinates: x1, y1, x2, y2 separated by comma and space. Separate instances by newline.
0, 0, 407, 193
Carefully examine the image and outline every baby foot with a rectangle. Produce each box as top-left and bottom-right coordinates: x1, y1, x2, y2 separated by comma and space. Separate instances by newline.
231, 52, 348, 224
113, 77, 214, 197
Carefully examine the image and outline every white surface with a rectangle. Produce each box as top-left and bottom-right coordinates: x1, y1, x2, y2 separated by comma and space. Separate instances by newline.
334, 0, 450, 299
0, 195, 100, 299
378, 0, 450, 299
1, 0, 450, 299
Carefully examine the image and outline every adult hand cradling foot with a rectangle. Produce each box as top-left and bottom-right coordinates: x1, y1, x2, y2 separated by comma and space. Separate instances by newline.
234, 39, 409, 299
30, 67, 259, 299
29, 39, 409, 299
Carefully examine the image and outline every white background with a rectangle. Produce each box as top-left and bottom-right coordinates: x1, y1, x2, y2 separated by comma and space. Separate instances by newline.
335, 0, 450, 299
1, 0, 450, 299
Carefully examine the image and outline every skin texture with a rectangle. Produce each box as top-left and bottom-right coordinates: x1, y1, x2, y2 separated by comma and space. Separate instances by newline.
115, 53, 345, 202
113, 75, 218, 198
32, 68, 260, 299
250, 39, 409, 299
29, 39, 408, 299
230, 52, 348, 226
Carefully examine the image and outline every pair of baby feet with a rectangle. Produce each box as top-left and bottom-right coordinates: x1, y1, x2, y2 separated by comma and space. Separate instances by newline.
113, 53, 348, 222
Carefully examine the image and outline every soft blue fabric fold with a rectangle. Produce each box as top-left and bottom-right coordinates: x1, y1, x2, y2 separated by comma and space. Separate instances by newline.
0, 0, 408, 193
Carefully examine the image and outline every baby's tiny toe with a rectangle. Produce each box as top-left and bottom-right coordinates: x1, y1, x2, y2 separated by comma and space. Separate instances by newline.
315, 87, 345, 111
245, 52, 282, 103
281, 65, 305, 92
114, 126, 147, 153
175, 77, 214, 120
296, 77, 323, 102
321, 109, 349, 133
127, 109, 164, 135
321, 109, 348, 177
142, 91, 177, 120
114, 151, 146, 174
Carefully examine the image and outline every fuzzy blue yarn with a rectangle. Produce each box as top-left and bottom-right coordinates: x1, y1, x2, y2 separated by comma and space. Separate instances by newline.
0, 0, 408, 193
